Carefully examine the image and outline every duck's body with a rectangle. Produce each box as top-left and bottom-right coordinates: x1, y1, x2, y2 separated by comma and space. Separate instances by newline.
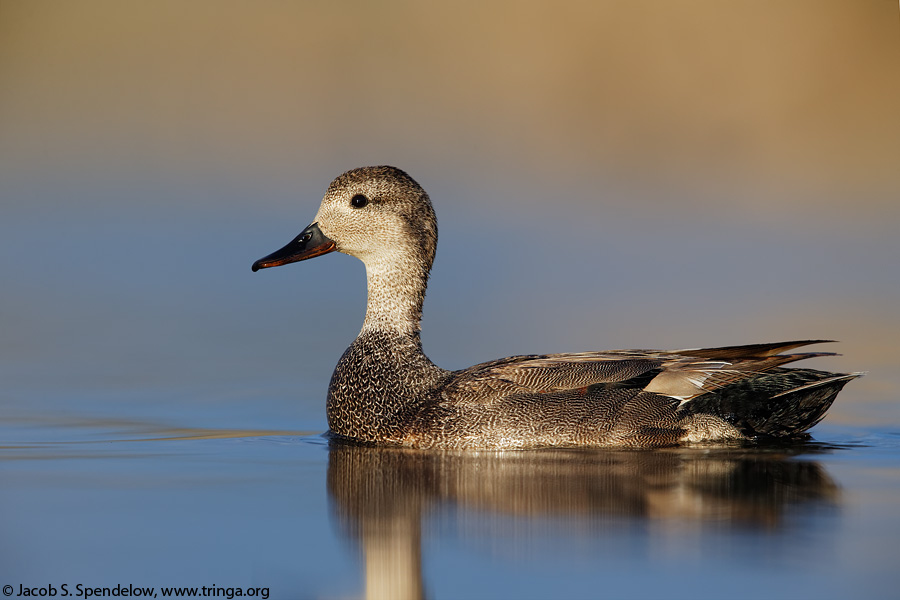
253, 166, 858, 449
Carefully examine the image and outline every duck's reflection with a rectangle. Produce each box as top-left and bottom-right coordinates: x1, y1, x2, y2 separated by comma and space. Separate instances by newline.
327, 442, 840, 600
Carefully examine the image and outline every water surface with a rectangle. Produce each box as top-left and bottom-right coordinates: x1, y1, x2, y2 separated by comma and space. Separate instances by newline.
3, 406, 899, 599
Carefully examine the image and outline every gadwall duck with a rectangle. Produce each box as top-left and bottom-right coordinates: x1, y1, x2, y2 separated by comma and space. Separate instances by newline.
252, 166, 858, 449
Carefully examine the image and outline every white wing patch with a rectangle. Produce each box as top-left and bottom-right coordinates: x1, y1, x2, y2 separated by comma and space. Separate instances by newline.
645, 360, 735, 404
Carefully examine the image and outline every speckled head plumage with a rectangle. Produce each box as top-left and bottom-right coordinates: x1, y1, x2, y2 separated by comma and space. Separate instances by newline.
316, 166, 438, 282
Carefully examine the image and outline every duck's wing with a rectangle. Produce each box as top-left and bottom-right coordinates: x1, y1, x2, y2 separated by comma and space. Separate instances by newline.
444, 340, 841, 405
443, 352, 661, 402
419, 340, 855, 447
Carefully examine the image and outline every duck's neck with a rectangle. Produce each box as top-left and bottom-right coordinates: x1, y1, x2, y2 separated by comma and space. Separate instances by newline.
361, 254, 428, 337
327, 256, 447, 443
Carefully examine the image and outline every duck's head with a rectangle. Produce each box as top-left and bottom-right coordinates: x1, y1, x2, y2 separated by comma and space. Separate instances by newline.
252, 166, 438, 276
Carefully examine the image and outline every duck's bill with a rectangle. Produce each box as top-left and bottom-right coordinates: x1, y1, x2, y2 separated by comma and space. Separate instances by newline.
252, 222, 337, 272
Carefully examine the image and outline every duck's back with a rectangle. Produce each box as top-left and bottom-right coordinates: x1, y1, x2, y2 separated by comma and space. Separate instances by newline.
391, 341, 858, 449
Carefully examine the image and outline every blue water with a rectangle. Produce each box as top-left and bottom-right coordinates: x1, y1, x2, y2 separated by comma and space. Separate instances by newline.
3, 409, 899, 599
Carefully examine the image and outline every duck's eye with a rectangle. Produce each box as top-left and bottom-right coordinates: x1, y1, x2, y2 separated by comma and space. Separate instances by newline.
350, 194, 368, 208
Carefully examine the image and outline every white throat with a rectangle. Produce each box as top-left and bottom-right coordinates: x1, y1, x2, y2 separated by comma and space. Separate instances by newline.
360, 249, 427, 337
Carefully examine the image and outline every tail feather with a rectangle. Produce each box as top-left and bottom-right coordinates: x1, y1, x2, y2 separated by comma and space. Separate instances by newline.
679, 368, 860, 438
771, 373, 862, 398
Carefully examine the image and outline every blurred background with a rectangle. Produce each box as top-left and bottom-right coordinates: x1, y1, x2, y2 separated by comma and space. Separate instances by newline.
2, 0, 898, 428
